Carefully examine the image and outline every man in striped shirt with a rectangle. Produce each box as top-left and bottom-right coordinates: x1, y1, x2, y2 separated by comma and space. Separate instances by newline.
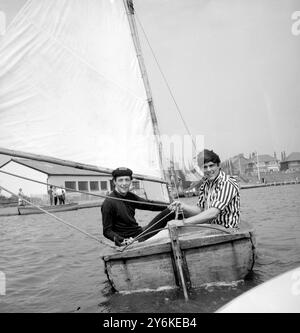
169, 149, 240, 229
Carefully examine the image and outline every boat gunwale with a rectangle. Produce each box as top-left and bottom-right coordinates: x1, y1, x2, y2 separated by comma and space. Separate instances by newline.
102, 228, 253, 261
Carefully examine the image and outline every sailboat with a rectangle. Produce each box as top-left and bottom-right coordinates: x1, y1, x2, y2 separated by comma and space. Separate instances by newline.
0, 0, 256, 294
17, 202, 79, 215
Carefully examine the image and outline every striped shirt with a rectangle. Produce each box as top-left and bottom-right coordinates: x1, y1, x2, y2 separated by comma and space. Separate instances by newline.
197, 170, 240, 228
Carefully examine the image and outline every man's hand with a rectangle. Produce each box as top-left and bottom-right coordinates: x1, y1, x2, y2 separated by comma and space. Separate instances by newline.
121, 237, 135, 246
168, 201, 183, 212
113, 235, 125, 247
167, 219, 185, 227
114, 235, 136, 247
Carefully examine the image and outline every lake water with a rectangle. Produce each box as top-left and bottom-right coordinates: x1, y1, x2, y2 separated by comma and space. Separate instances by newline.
1, 184, 300, 313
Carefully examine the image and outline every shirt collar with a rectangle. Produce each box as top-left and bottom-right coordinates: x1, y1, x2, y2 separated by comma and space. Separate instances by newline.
205, 169, 225, 186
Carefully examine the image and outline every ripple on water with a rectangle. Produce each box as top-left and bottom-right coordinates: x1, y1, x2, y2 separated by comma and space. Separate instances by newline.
0, 185, 300, 312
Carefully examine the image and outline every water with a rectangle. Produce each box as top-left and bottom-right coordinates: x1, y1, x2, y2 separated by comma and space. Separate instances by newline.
1, 184, 300, 313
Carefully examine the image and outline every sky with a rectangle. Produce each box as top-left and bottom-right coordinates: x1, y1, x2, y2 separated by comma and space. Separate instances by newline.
134, 0, 300, 161
0, 0, 299, 166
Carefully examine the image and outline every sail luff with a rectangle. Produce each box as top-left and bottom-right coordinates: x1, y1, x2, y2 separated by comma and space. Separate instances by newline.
123, 0, 167, 181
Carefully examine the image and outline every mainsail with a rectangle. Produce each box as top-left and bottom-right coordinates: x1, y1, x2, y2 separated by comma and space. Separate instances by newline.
0, 0, 169, 200
0, 0, 164, 178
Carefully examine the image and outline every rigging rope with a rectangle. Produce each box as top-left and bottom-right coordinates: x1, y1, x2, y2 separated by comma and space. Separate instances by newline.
170, 173, 180, 201
135, 13, 197, 152
121, 205, 187, 252
0, 178, 233, 252
0, 169, 169, 208
0, 184, 117, 249
120, 209, 174, 252
121, 221, 234, 251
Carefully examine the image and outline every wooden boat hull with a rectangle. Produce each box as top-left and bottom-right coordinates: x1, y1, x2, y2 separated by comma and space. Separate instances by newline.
102, 224, 256, 293
18, 203, 79, 215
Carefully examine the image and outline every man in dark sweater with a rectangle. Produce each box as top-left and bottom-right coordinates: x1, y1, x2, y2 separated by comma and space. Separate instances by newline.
101, 167, 175, 246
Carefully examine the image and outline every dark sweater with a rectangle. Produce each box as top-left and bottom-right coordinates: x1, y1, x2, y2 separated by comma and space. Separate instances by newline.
101, 190, 168, 242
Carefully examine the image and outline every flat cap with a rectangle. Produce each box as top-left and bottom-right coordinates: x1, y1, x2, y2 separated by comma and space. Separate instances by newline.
112, 167, 133, 179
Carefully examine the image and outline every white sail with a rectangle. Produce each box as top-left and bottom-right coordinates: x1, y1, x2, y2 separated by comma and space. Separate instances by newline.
0, 0, 163, 180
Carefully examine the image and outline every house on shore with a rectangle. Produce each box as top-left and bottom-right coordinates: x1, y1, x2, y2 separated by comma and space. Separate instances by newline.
221, 154, 250, 176
245, 153, 280, 175
280, 152, 300, 172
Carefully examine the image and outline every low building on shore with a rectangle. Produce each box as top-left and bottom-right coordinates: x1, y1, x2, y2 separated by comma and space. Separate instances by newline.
0, 158, 112, 203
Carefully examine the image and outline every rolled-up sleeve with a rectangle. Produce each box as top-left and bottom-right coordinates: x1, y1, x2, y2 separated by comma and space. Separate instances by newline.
210, 181, 237, 211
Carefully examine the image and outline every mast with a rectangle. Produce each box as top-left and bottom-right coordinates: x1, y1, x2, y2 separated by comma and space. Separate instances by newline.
123, 0, 167, 181
229, 158, 233, 175
256, 152, 261, 182
239, 156, 242, 175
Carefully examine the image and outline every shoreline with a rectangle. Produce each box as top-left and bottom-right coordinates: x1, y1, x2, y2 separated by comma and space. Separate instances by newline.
240, 180, 300, 190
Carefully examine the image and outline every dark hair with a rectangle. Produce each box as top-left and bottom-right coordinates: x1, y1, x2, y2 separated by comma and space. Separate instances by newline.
197, 149, 221, 166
